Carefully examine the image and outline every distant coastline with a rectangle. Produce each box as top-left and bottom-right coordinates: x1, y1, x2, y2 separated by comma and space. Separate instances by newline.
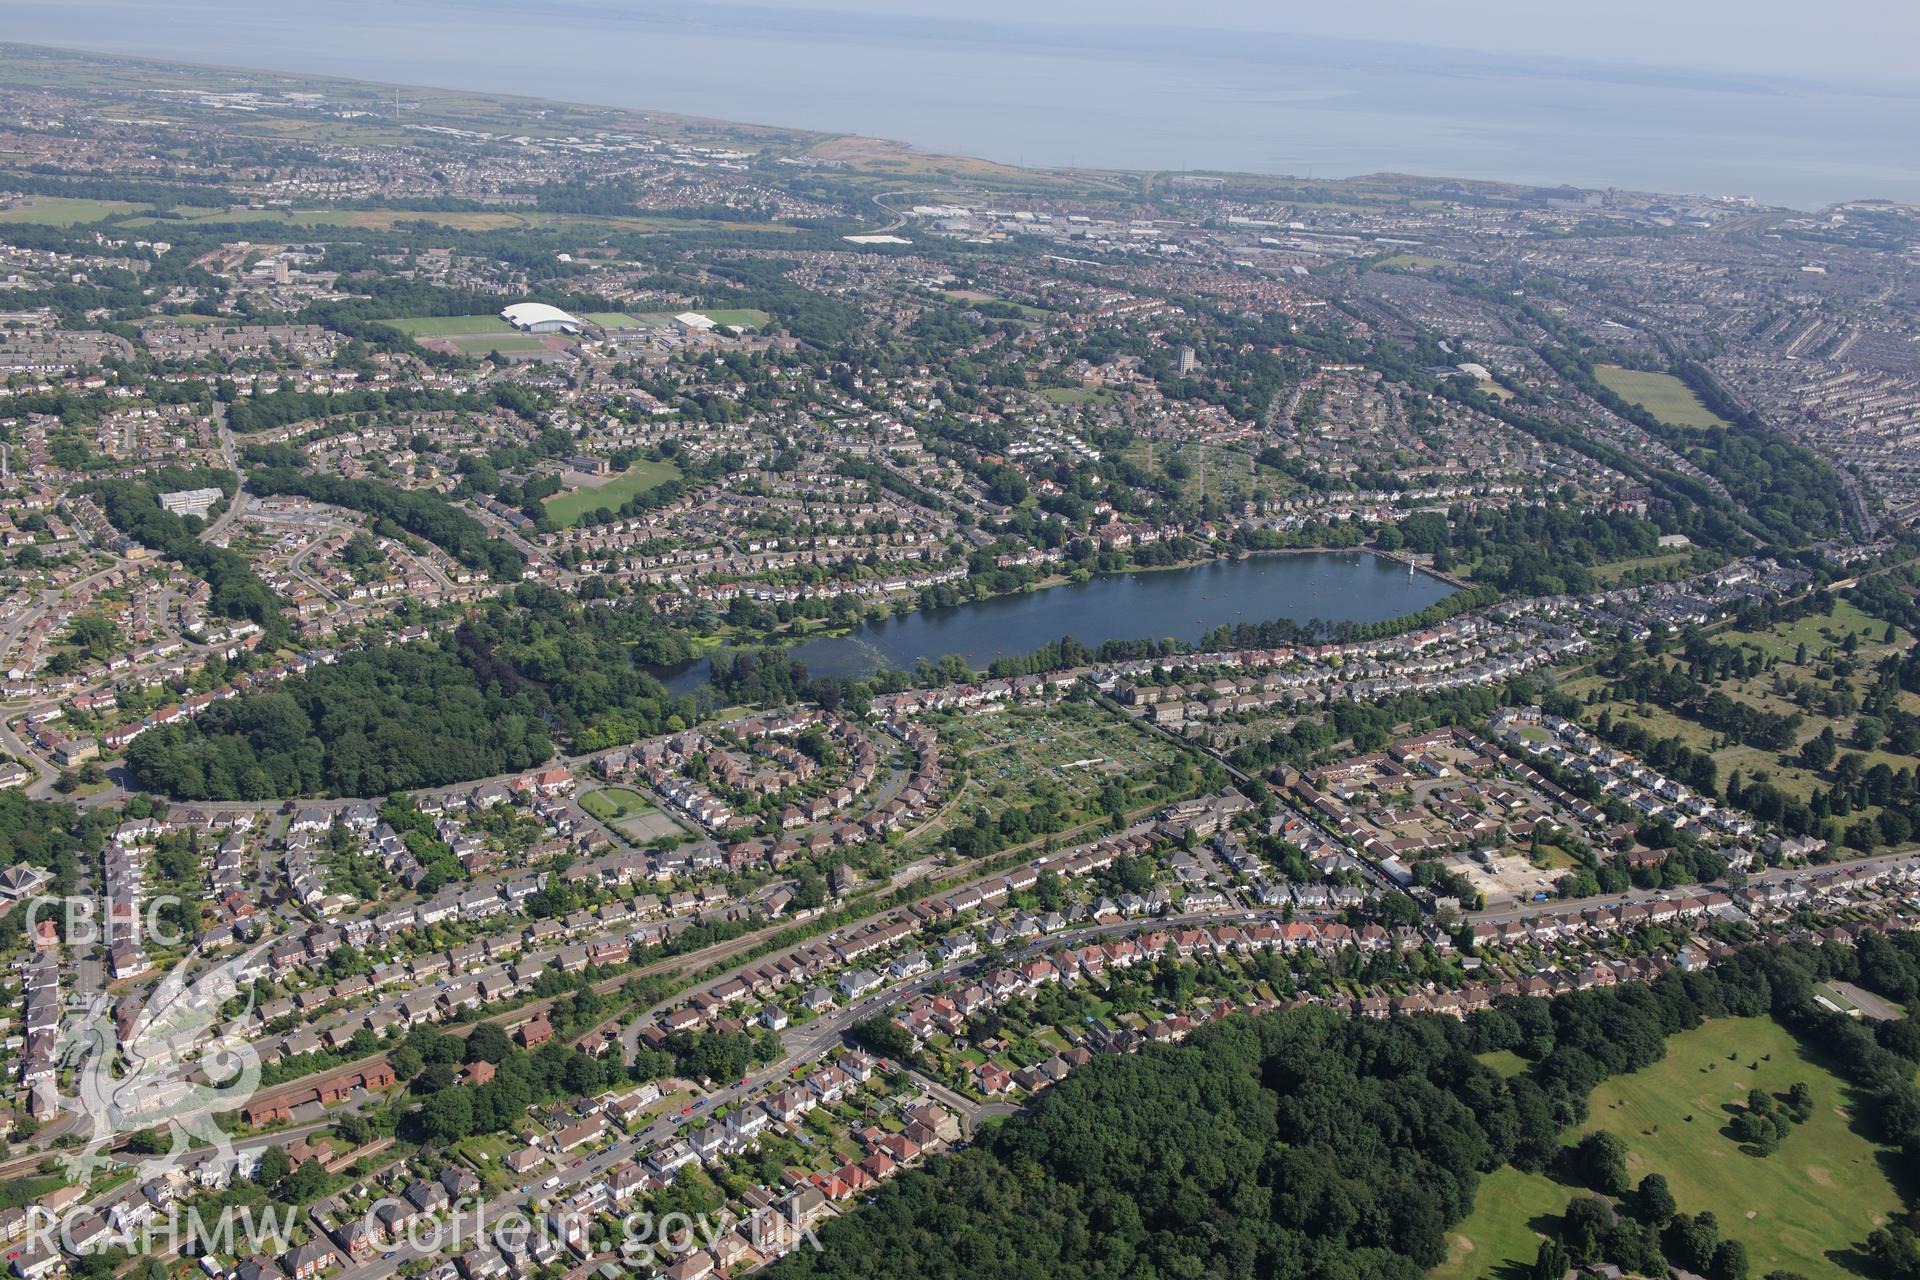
2, 4, 1916, 208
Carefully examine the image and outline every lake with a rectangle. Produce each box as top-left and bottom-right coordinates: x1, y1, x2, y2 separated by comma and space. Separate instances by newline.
662, 551, 1455, 692
9, 2, 1920, 206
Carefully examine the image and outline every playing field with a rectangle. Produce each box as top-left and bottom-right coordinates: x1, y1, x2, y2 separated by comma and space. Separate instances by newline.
381, 314, 516, 338
1580, 1016, 1899, 1277
0, 196, 145, 225
692, 308, 771, 329
448, 335, 560, 356
542, 459, 681, 526
1594, 365, 1731, 429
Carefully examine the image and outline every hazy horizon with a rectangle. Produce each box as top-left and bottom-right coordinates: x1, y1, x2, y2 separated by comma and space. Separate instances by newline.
6, 0, 1918, 207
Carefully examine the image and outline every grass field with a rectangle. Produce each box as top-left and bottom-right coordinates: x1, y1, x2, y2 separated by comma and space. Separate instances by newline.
0, 196, 144, 225
1476, 1049, 1530, 1079
1373, 253, 1461, 270
1445, 1017, 1904, 1279
542, 460, 681, 527
698, 308, 772, 329
1591, 548, 1696, 586
381, 314, 515, 338
1722, 598, 1902, 664
112, 205, 798, 236
1554, 595, 1913, 810
448, 335, 557, 356
1038, 387, 1117, 406
1434, 1165, 1572, 1280
580, 787, 657, 823
1579, 1016, 1901, 1277
1594, 365, 1731, 430
942, 290, 1051, 318
332, 309, 768, 345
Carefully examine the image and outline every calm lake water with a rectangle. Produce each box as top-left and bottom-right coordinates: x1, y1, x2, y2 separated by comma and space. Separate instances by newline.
10, 1, 1920, 206
661, 551, 1455, 692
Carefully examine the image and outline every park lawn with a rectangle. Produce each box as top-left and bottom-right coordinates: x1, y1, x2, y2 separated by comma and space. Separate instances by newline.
1587, 697, 1823, 801
1578, 1016, 1901, 1278
1572, 676, 1816, 793
1723, 598, 1904, 664
1038, 386, 1116, 406
543, 459, 682, 527
1601, 700, 1720, 752
1432, 1165, 1571, 1280
1593, 364, 1731, 430
382, 314, 515, 338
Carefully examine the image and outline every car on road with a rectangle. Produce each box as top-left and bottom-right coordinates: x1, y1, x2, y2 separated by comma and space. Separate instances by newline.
381, 1254, 395, 1262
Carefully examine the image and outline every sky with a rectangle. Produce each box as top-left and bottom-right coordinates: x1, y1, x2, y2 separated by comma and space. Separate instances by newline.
738, 0, 1920, 87
14, 0, 1920, 89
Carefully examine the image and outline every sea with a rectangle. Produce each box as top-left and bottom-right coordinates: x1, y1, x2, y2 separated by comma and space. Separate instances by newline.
8, 0, 1920, 208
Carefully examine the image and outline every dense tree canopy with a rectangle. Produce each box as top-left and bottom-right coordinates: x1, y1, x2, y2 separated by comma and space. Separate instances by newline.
128, 641, 549, 798
770, 938, 1920, 1280
125, 586, 693, 798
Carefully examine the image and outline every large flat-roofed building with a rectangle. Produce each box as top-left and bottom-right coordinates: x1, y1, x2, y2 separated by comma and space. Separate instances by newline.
500, 302, 582, 334
158, 487, 222, 519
